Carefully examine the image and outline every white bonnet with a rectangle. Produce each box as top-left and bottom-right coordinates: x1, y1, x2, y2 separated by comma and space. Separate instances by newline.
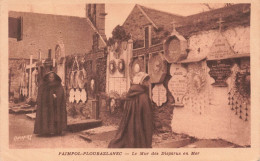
132, 72, 149, 85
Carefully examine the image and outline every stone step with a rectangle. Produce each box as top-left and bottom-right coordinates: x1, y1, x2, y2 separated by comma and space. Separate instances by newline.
81, 125, 118, 135
182, 139, 241, 148
153, 138, 196, 148
67, 119, 102, 132
9, 107, 36, 114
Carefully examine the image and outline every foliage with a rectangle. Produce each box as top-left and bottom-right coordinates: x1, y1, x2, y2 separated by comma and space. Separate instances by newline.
235, 71, 250, 98
107, 25, 131, 46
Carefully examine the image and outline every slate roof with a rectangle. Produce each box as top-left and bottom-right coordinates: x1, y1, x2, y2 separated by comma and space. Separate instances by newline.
138, 4, 184, 31
136, 3, 250, 38
9, 11, 106, 59
176, 3, 251, 38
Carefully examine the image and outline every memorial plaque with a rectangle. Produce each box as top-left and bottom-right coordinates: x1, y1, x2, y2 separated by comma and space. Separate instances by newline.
148, 53, 167, 83
152, 84, 167, 107
163, 34, 188, 63
208, 34, 235, 60
168, 64, 188, 107
207, 59, 232, 87
187, 62, 206, 93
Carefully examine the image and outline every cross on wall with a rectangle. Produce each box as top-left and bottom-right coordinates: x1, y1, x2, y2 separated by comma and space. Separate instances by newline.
217, 17, 224, 32
171, 20, 177, 34
132, 25, 164, 98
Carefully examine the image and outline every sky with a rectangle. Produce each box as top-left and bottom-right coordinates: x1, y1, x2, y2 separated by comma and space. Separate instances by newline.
8, 2, 226, 38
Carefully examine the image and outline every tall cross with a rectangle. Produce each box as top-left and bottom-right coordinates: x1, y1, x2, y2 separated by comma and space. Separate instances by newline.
217, 18, 224, 32
133, 25, 164, 74
133, 25, 164, 58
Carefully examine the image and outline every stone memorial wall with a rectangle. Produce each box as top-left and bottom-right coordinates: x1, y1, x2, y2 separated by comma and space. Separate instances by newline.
171, 26, 250, 146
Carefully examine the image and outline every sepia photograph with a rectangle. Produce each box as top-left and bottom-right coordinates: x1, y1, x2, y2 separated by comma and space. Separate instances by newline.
1, 0, 260, 160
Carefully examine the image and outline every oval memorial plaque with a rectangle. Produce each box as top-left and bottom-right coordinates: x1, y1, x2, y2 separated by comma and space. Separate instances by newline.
148, 53, 167, 83
129, 57, 145, 82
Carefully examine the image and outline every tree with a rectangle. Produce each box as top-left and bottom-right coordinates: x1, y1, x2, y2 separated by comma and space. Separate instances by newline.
107, 25, 130, 46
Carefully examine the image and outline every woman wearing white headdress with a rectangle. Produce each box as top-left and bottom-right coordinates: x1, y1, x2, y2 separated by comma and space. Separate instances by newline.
108, 72, 153, 148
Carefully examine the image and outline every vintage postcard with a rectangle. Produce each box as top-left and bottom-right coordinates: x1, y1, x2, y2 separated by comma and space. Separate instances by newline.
0, 0, 260, 160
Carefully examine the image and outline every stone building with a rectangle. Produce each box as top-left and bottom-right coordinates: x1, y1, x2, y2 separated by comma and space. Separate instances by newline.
120, 4, 250, 146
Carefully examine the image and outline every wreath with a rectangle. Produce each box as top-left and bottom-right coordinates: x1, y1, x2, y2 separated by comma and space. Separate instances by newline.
109, 60, 116, 74
118, 59, 125, 73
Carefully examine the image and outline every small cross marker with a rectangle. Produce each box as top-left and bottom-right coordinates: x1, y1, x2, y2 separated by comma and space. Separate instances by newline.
217, 17, 224, 32
171, 20, 177, 33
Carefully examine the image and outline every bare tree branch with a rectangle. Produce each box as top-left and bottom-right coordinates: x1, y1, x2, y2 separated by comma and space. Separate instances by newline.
203, 3, 212, 10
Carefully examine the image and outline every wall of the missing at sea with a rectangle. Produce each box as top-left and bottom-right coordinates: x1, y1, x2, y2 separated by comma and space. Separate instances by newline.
171, 26, 250, 146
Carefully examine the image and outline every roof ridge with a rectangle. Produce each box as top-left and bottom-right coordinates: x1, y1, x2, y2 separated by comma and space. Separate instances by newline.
137, 4, 184, 18
9, 10, 107, 47
186, 3, 250, 18
85, 17, 107, 46
9, 10, 87, 20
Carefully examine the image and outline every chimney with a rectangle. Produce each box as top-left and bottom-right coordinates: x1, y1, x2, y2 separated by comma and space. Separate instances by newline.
48, 49, 52, 60
86, 4, 107, 41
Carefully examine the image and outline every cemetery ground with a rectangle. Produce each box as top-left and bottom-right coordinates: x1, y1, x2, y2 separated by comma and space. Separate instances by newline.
9, 103, 243, 149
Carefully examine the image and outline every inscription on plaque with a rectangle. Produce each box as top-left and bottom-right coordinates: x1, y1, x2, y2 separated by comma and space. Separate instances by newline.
152, 84, 167, 107
208, 34, 235, 60
207, 59, 232, 87
168, 64, 188, 107
108, 77, 127, 95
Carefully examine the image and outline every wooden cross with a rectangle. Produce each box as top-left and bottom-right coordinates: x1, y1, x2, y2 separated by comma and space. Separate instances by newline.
132, 25, 164, 99
133, 26, 164, 58
217, 17, 224, 32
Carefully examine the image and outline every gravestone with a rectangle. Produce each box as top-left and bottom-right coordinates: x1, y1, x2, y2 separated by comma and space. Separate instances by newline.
31, 68, 38, 102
